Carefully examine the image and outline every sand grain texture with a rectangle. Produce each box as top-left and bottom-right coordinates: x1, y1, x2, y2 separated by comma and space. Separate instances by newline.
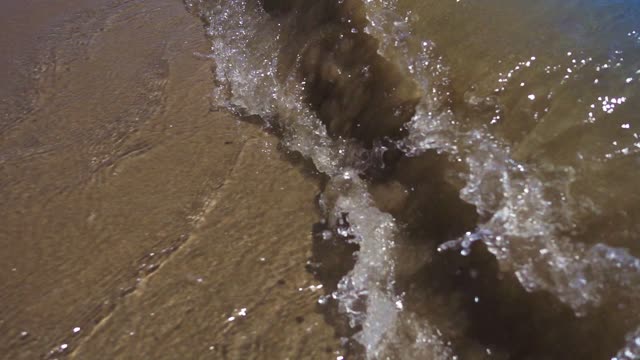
0, 0, 339, 358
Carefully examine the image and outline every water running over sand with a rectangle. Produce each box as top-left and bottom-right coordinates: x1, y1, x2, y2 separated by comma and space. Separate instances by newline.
187, 0, 640, 358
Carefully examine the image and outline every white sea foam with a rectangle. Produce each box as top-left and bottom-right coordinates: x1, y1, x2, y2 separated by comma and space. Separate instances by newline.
613, 326, 640, 360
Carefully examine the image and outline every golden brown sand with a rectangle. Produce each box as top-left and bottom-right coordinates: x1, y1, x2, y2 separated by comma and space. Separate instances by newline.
0, 0, 340, 358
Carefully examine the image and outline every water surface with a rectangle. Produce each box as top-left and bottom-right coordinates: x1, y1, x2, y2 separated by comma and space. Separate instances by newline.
3, 0, 640, 358
187, 0, 640, 358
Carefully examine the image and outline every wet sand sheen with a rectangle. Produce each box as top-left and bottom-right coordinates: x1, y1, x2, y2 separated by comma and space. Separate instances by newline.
0, 0, 340, 358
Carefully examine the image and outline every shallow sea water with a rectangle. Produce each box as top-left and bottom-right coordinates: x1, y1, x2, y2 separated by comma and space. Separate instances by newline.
186, 0, 640, 358
2, 0, 640, 358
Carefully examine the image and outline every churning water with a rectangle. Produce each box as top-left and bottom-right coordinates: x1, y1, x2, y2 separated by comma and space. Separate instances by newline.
185, 0, 640, 358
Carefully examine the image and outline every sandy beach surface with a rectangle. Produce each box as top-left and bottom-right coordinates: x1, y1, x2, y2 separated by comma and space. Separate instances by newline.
0, 0, 340, 358
6, 0, 640, 358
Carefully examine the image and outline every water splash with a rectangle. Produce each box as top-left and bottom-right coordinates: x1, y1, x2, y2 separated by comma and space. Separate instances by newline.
187, 0, 640, 357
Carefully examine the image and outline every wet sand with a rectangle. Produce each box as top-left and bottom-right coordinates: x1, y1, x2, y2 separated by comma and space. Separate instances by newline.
0, 0, 339, 358
6, 0, 640, 358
